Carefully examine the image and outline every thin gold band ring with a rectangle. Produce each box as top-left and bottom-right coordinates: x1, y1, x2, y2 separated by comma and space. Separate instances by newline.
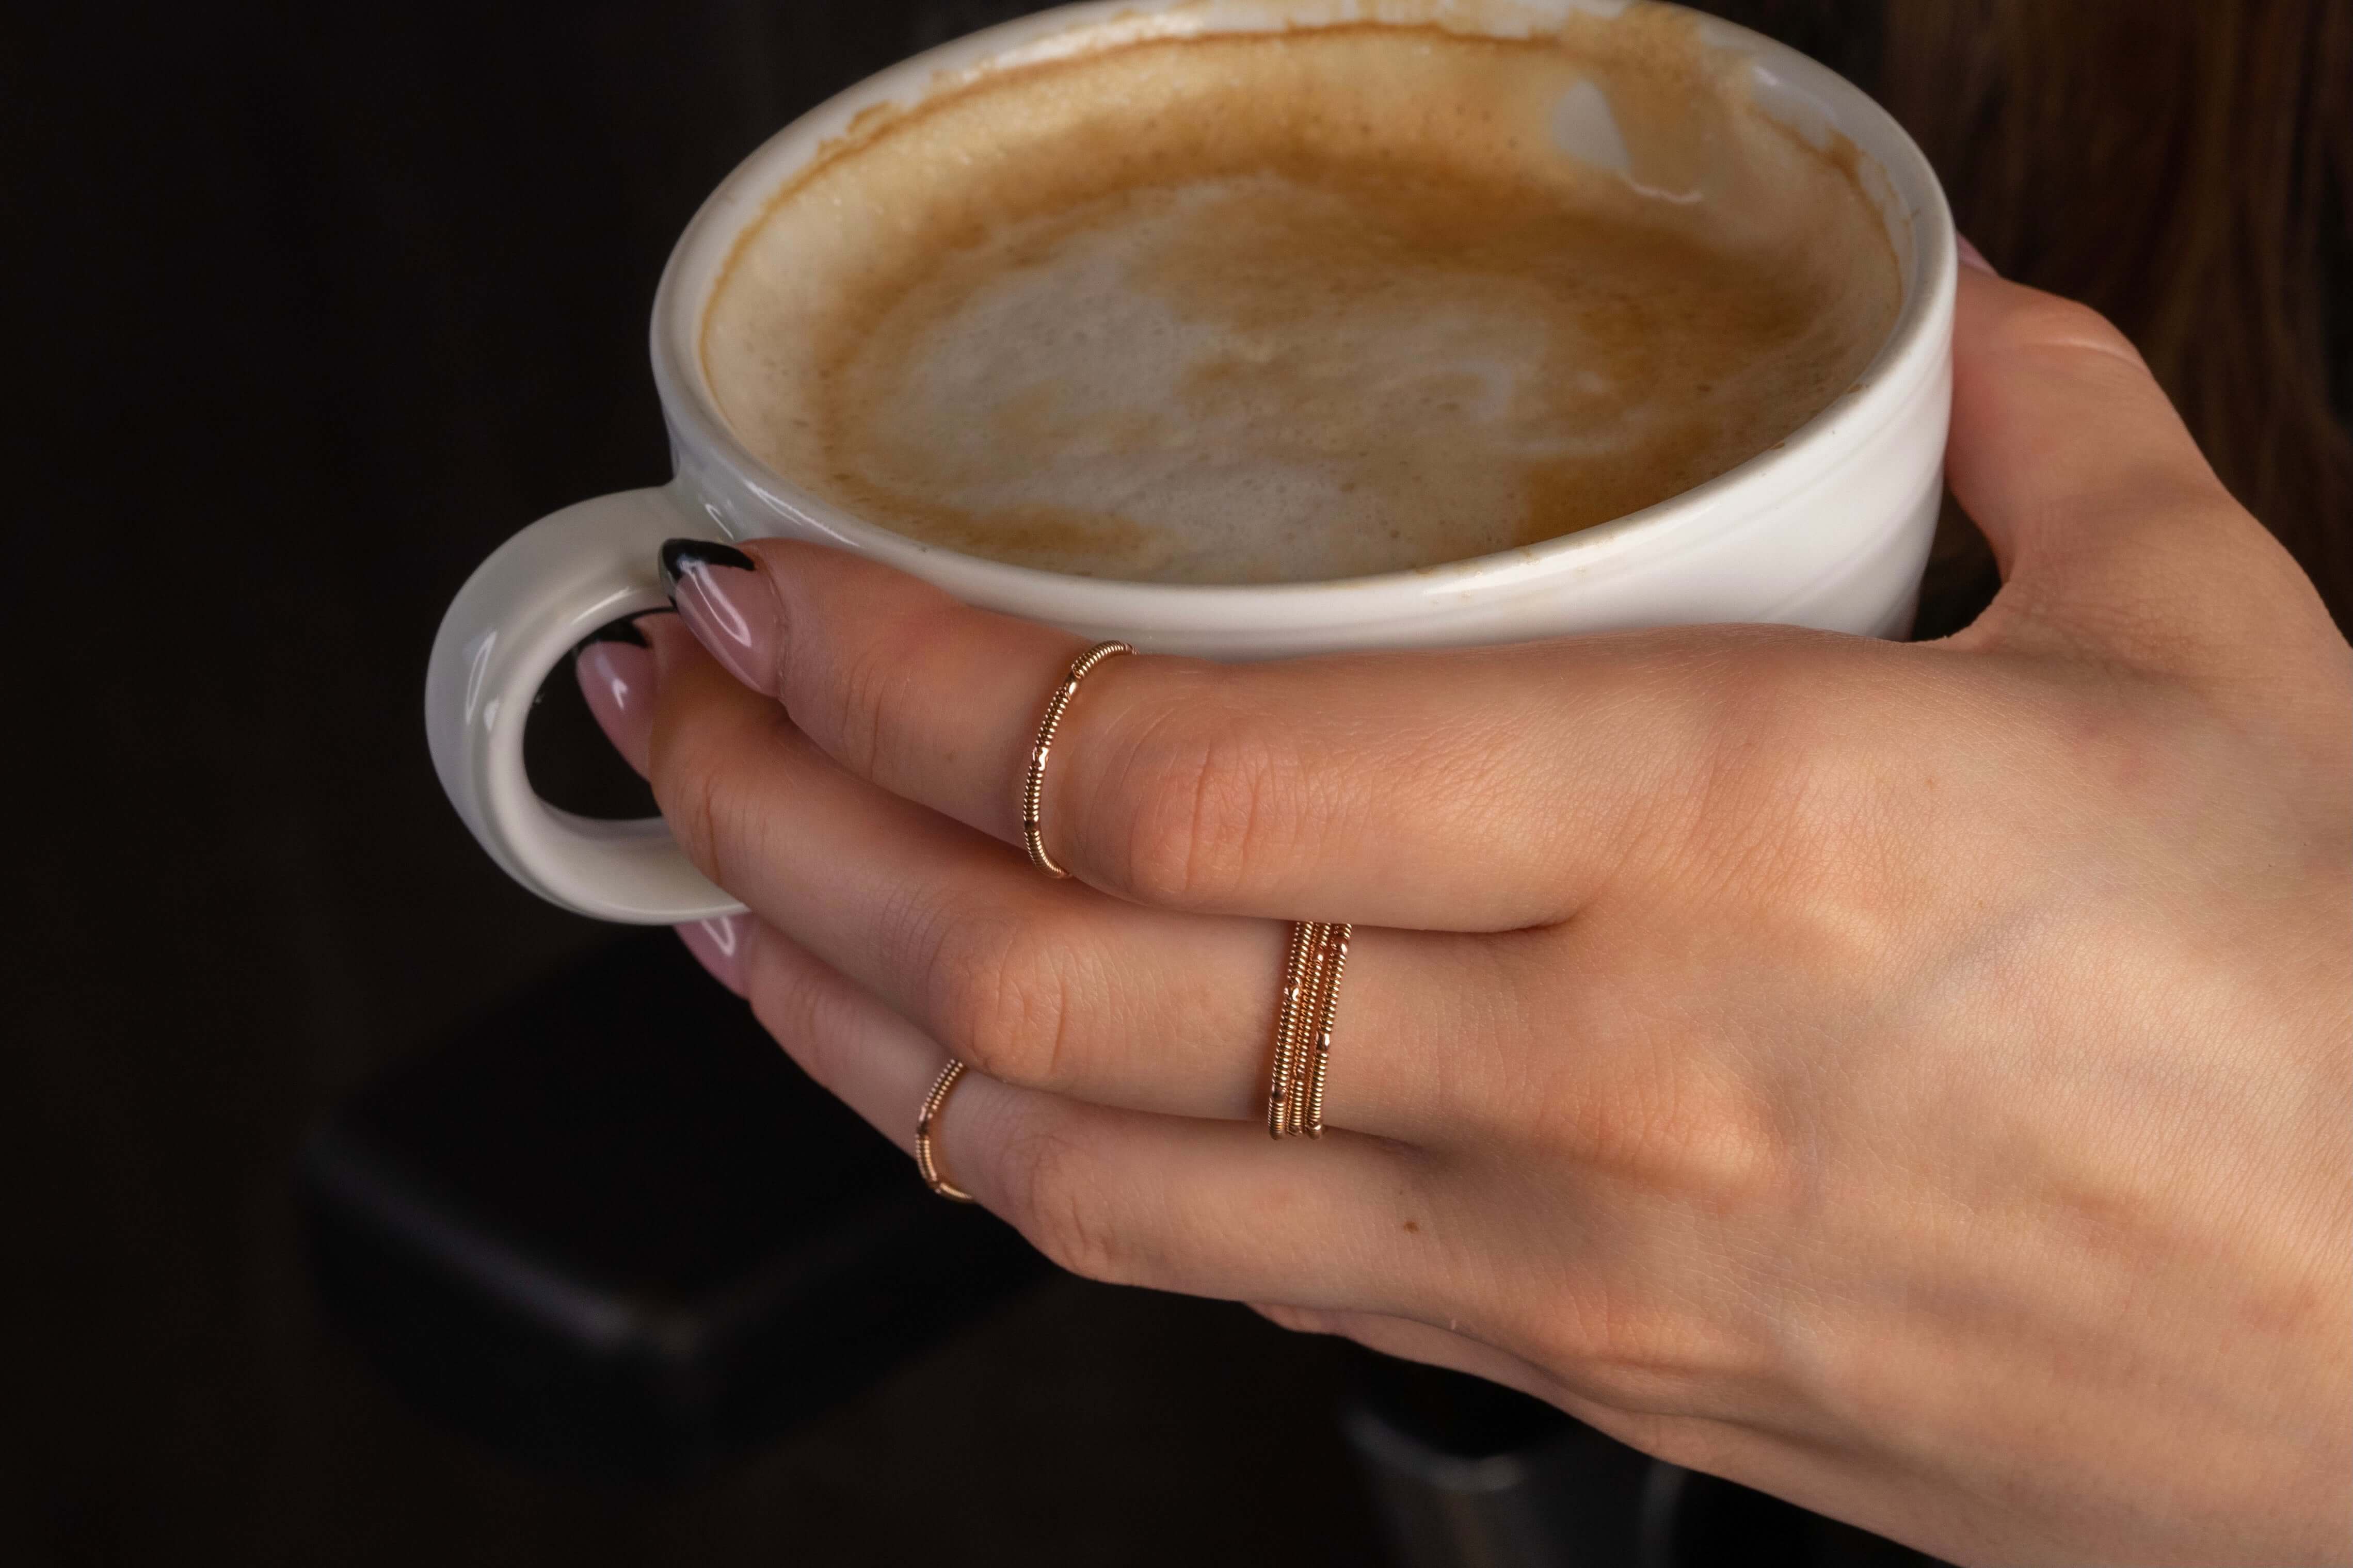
916, 1059, 976, 1202
1021, 640, 1133, 879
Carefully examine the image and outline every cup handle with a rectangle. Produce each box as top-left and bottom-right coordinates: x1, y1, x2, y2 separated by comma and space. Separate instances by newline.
425, 487, 748, 924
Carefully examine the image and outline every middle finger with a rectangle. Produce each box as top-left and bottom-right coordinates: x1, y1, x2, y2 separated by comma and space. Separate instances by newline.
649, 620, 1497, 1146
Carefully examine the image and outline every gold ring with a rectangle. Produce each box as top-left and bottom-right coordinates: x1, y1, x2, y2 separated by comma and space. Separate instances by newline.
916, 1059, 977, 1202
1021, 640, 1133, 878
1267, 921, 1353, 1139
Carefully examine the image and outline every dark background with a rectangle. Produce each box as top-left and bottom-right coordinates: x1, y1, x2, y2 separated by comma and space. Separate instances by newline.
9, 9, 1396, 1561
6, 2, 2340, 1564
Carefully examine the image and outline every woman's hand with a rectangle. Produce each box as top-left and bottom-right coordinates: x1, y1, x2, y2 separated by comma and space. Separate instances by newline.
581, 264, 2351, 1565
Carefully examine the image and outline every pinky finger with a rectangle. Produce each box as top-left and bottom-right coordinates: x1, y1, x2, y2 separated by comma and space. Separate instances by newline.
737, 915, 940, 1156
677, 911, 756, 997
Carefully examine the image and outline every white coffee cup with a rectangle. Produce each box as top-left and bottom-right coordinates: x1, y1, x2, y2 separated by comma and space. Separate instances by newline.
426, 0, 1955, 925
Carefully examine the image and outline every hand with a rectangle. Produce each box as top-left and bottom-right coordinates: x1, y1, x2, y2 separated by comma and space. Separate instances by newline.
580, 265, 2351, 1565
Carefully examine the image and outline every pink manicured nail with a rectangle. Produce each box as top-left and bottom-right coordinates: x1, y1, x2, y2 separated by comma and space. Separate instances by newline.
573, 617, 662, 774
1956, 235, 1996, 276
659, 538, 784, 696
677, 913, 754, 997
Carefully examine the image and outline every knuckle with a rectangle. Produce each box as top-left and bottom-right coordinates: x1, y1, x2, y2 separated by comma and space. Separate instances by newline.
803, 609, 938, 783
1595, 1410, 1747, 1481
746, 944, 867, 1091
1684, 650, 1909, 899
2000, 293, 2147, 375
1098, 696, 1302, 907
1525, 1291, 1749, 1418
1250, 1302, 1332, 1336
1530, 1053, 1790, 1221
1702, 640, 1866, 778
918, 895, 1085, 1091
654, 752, 722, 877
653, 729, 765, 894
1001, 1121, 1133, 1284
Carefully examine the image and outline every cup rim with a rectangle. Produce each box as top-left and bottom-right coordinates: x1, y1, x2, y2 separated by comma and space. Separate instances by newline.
648, 0, 1955, 615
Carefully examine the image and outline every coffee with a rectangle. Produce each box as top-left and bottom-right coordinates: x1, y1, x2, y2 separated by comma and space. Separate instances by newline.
701, 8, 1900, 584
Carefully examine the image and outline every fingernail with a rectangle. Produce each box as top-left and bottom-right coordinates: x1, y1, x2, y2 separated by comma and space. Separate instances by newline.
572, 614, 665, 775
659, 538, 783, 696
1956, 235, 1997, 276
676, 913, 753, 997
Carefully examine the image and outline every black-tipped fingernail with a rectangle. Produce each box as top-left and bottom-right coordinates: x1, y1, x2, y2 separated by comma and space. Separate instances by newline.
658, 537, 782, 695
571, 609, 668, 657
658, 537, 757, 597
574, 629, 657, 771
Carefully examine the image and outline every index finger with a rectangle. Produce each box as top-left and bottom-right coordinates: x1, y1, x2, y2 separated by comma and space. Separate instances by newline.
667, 536, 1801, 929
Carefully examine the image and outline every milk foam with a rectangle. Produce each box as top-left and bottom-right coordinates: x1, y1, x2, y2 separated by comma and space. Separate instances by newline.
702, 10, 1900, 583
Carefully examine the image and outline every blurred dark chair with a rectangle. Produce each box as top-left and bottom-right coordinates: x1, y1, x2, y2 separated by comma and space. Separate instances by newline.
1343, 1353, 1950, 1568
297, 926, 1048, 1479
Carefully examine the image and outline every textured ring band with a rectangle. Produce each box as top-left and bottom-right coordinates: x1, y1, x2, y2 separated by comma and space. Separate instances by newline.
1021, 640, 1134, 879
916, 1059, 976, 1202
1267, 921, 1354, 1139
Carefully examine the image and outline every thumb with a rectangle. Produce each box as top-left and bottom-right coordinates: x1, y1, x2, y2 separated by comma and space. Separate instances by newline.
1943, 264, 2316, 669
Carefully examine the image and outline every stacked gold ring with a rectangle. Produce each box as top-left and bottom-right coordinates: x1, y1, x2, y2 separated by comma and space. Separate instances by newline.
1267, 921, 1353, 1139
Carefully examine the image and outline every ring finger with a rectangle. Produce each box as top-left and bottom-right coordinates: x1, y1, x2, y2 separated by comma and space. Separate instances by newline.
740, 912, 1453, 1317
644, 616, 1498, 1146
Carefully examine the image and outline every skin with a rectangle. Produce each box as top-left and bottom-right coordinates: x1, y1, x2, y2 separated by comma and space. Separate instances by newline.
595, 265, 2352, 1565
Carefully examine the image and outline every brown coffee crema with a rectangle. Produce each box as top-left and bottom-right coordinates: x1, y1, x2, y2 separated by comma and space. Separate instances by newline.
701, 9, 1901, 583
